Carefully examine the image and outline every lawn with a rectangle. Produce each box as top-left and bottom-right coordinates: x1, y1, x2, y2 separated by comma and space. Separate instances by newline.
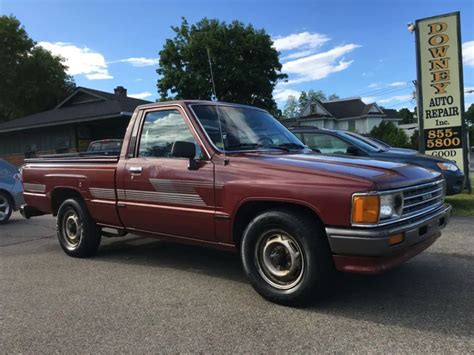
445, 177, 474, 217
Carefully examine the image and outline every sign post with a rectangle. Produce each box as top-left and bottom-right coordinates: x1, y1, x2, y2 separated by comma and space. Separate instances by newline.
415, 12, 469, 189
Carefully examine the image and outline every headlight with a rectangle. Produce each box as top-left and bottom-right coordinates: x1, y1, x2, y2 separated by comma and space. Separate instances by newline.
352, 192, 403, 225
380, 193, 403, 220
436, 162, 458, 171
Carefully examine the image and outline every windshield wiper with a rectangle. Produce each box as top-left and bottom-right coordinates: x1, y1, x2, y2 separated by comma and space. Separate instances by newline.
277, 142, 306, 150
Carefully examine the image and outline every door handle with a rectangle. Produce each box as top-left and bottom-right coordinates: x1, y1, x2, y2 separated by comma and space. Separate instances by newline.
129, 166, 143, 174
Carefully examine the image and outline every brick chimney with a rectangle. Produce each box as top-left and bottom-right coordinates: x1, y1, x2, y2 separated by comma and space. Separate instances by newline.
114, 86, 127, 97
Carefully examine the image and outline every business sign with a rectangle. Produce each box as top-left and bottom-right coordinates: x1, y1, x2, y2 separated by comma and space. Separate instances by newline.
415, 12, 467, 173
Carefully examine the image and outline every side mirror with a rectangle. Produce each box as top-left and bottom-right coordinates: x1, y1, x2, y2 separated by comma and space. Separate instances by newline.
347, 146, 362, 156
171, 141, 198, 170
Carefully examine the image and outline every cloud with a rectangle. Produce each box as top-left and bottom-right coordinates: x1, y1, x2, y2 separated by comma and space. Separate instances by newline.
378, 94, 412, 104
361, 96, 376, 103
281, 44, 361, 84
273, 88, 301, 103
119, 57, 159, 67
273, 32, 330, 51
38, 41, 113, 80
462, 41, 474, 67
86, 73, 113, 80
129, 91, 153, 99
281, 50, 316, 61
388, 81, 407, 87
368, 83, 379, 89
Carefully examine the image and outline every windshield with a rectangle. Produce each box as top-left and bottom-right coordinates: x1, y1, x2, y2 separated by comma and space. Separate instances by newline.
191, 104, 306, 152
340, 131, 388, 152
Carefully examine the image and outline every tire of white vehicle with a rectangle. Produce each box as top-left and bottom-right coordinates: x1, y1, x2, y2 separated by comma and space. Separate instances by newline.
56, 198, 101, 257
0, 191, 13, 225
240, 208, 333, 306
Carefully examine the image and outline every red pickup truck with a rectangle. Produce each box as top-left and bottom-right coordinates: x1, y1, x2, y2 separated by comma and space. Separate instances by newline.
21, 101, 451, 305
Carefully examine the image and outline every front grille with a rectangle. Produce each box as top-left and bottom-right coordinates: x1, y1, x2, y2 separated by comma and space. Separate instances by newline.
401, 180, 445, 217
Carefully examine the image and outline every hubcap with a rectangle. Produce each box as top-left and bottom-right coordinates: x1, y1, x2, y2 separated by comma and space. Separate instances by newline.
0, 195, 10, 221
255, 230, 305, 290
62, 210, 81, 249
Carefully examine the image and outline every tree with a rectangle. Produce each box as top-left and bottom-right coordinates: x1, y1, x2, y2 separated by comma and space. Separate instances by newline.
465, 104, 474, 147
282, 95, 299, 118
398, 108, 416, 124
410, 129, 419, 150
370, 121, 410, 148
0, 15, 75, 121
157, 18, 286, 114
297, 90, 339, 112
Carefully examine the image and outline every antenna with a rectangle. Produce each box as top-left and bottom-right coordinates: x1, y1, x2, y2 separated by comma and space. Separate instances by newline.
206, 47, 228, 165
207, 47, 218, 101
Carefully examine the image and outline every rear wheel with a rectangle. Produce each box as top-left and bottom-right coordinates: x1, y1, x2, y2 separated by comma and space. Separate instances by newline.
57, 198, 101, 257
0, 191, 13, 225
241, 208, 333, 306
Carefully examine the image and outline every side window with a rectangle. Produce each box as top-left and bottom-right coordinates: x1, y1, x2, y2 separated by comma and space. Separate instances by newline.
138, 109, 201, 159
304, 133, 351, 155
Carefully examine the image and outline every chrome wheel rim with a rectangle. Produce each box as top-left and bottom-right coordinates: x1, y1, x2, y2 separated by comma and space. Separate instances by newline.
255, 229, 305, 290
62, 210, 81, 249
0, 195, 11, 221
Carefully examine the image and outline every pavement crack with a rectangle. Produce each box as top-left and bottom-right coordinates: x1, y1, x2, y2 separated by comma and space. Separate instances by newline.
0, 235, 55, 247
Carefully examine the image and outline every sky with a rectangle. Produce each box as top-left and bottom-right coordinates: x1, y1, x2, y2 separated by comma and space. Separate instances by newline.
2, 0, 474, 110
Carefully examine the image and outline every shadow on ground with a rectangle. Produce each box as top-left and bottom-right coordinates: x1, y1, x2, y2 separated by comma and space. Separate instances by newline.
95, 236, 473, 338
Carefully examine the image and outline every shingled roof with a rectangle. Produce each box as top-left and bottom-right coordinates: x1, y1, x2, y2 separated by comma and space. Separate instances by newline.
320, 98, 383, 118
0, 86, 151, 133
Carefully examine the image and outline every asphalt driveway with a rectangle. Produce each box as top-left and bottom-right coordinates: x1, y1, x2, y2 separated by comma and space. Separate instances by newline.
1, 213, 473, 353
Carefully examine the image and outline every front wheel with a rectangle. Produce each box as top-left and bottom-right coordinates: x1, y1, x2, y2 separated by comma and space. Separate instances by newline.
0, 191, 13, 225
57, 198, 101, 257
240, 209, 333, 306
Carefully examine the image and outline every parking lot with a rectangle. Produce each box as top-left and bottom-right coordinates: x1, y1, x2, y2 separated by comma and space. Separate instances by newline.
1, 212, 473, 353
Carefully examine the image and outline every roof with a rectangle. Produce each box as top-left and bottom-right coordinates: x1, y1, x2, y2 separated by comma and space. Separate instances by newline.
297, 97, 402, 121
321, 98, 383, 118
382, 108, 399, 119
0, 87, 151, 133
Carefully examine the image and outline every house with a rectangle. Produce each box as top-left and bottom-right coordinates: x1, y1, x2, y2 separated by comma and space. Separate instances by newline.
0, 86, 151, 166
282, 97, 402, 134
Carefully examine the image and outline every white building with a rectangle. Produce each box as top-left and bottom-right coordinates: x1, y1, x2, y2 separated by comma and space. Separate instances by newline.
282, 97, 402, 134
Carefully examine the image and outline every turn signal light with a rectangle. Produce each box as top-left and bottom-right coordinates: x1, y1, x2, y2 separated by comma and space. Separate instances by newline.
352, 195, 380, 224
388, 233, 404, 246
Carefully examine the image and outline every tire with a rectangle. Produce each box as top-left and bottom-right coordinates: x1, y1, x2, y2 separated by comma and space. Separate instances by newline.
0, 191, 13, 225
240, 208, 333, 306
56, 198, 101, 257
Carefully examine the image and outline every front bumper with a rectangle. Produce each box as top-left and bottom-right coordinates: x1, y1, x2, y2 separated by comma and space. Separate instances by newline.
326, 204, 451, 274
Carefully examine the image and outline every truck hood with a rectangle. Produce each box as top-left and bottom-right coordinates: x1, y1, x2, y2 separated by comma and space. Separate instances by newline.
241, 152, 442, 190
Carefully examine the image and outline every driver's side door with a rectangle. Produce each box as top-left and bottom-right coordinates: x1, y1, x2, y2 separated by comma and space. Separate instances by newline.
117, 107, 216, 242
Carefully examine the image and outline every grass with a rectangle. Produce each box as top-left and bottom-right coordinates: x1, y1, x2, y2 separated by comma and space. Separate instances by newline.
445, 177, 474, 217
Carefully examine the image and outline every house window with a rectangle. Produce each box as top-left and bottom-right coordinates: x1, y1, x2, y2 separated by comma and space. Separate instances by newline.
348, 120, 356, 131
310, 104, 316, 115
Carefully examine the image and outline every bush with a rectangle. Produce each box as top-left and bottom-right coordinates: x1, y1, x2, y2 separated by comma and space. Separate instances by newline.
370, 121, 410, 148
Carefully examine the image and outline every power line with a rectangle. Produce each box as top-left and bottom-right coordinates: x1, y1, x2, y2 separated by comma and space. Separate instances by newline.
357, 83, 411, 97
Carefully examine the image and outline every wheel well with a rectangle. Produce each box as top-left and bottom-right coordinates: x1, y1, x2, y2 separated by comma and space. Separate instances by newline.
51, 188, 83, 216
232, 201, 321, 248
0, 189, 13, 200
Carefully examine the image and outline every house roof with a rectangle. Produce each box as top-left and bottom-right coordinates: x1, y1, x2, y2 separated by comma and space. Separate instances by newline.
382, 108, 399, 119
320, 98, 383, 118
297, 97, 400, 121
0, 87, 151, 133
